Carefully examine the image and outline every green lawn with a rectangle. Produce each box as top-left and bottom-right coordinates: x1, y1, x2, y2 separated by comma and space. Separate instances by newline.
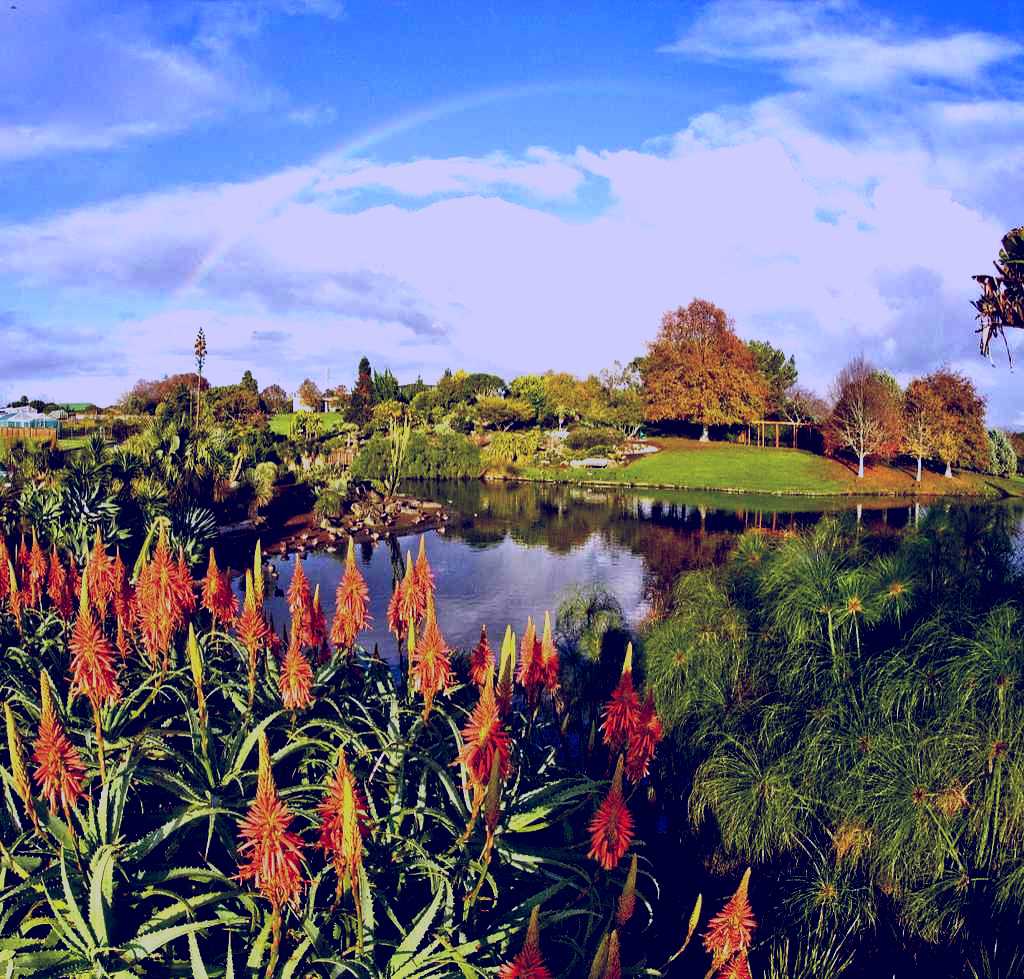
525, 438, 1002, 498
57, 436, 90, 451
269, 411, 347, 436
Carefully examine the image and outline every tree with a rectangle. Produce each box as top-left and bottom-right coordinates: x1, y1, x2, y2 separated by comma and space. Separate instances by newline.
475, 395, 535, 431
372, 368, 401, 404
240, 370, 259, 397
972, 226, 1024, 364
542, 372, 586, 431
988, 429, 1017, 477
747, 340, 797, 418
260, 384, 290, 415
781, 385, 829, 425
297, 378, 323, 411
903, 380, 944, 482
592, 362, 645, 437
826, 356, 902, 478
643, 299, 767, 440
508, 375, 551, 424
918, 368, 988, 477
348, 357, 374, 425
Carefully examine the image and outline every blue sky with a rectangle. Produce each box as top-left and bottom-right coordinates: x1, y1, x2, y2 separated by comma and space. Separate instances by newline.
2, 0, 1023, 424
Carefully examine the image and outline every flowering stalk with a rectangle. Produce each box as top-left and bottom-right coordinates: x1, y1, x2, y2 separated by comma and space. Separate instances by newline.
469, 624, 495, 686
588, 756, 634, 870
498, 905, 552, 979
410, 595, 452, 721
237, 569, 270, 708
601, 644, 640, 753
331, 536, 371, 653
703, 868, 755, 972
496, 625, 516, 716
5, 702, 40, 834
186, 624, 208, 754
32, 671, 86, 831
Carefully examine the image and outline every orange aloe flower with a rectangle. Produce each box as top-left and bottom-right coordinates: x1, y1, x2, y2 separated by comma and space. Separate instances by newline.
588, 757, 634, 870
32, 672, 86, 817
286, 555, 313, 644
279, 631, 314, 710
135, 526, 193, 666
6, 560, 22, 630
47, 546, 73, 620
599, 930, 622, 979
703, 869, 755, 970
601, 645, 640, 753
201, 547, 239, 627
86, 527, 115, 617
236, 570, 270, 703
0, 537, 10, 603
237, 735, 305, 910
458, 676, 511, 789
387, 551, 419, 641
625, 693, 663, 782
174, 551, 197, 617
412, 534, 434, 615
498, 906, 552, 979
716, 953, 753, 979
538, 611, 560, 694
309, 584, 328, 655
16, 534, 30, 581
411, 595, 453, 720
615, 854, 638, 927
516, 616, 545, 700
331, 538, 371, 650
468, 624, 494, 686
27, 530, 47, 607
318, 747, 369, 895
68, 573, 122, 710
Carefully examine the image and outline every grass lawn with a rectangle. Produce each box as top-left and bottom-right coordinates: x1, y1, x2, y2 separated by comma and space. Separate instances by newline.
56, 436, 90, 452
269, 411, 347, 436
525, 438, 1003, 498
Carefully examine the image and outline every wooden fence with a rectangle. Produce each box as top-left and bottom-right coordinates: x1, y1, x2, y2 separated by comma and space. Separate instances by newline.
0, 427, 57, 446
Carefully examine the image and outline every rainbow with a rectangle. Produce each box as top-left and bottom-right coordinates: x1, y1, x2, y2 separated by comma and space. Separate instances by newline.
174, 79, 646, 298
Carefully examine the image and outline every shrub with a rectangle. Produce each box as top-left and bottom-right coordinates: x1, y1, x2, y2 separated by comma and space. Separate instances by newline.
351, 430, 481, 480
482, 431, 542, 467
987, 428, 1017, 477
565, 427, 623, 452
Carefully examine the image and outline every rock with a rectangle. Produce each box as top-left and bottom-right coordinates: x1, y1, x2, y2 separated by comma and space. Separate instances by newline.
420, 501, 443, 511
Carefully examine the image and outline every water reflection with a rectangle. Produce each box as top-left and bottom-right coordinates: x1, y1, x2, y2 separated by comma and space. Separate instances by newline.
234, 479, 1023, 662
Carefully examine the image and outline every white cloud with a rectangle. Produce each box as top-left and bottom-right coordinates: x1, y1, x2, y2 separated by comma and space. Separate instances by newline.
663, 0, 1021, 91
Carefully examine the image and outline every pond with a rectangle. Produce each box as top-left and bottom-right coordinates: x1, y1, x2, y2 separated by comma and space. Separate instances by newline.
241, 479, 1024, 660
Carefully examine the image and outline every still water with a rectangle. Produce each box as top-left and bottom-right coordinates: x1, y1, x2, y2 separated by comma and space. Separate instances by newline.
239, 480, 1024, 660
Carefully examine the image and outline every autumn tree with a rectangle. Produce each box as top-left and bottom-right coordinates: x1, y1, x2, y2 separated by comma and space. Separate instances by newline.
748, 340, 797, 418
826, 356, 902, 478
643, 299, 767, 440
297, 378, 323, 411
916, 368, 988, 477
782, 385, 829, 425
260, 384, 291, 414
903, 379, 944, 482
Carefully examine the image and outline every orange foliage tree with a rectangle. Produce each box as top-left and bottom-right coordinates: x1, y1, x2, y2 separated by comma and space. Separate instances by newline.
913, 368, 988, 476
826, 356, 902, 478
642, 299, 767, 440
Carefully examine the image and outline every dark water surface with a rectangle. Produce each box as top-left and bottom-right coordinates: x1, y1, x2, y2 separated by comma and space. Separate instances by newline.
237, 480, 1022, 660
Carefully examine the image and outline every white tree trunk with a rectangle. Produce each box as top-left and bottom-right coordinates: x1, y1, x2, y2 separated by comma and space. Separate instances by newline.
699, 425, 709, 442
944, 461, 952, 478
916, 456, 922, 482
857, 454, 865, 478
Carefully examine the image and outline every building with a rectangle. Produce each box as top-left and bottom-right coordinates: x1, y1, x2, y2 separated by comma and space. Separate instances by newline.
0, 406, 61, 445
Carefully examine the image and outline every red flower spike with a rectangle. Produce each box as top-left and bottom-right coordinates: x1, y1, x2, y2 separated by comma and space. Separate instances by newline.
279, 631, 314, 710
625, 693, 663, 782
0, 537, 10, 602
309, 584, 328, 655
516, 616, 545, 699
16, 535, 30, 581
539, 611, 560, 694
68, 571, 121, 709
318, 747, 369, 895
331, 537, 371, 651
458, 677, 511, 790
47, 546, 73, 620
498, 906, 552, 979
286, 556, 313, 646
6, 560, 22, 630
412, 534, 434, 616
469, 624, 495, 686
601, 644, 641, 753
411, 595, 453, 720
27, 530, 47, 607
599, 930, 622, 979
237, 734, 305, 910
588, 757, 634, 871
703, 868, 756, 970
716, 953, 753, 979
201, 547, 238, 627
135, 526, 192, 666
32, 672, 86, 816
86, 527, 114, 617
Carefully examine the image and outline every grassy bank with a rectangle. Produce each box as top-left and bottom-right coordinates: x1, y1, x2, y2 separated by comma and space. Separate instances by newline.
523, 438, 1022, 498
269, 411, 347, 435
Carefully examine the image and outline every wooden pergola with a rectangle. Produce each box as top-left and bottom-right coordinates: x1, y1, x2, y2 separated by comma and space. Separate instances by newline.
745, 419, 807, 449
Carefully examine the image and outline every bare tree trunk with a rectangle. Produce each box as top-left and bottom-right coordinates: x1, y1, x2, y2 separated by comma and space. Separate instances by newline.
857, 454, 865, 478
944, 461, 952, 478
916, 456, 922, 482
699, 425, 709, 442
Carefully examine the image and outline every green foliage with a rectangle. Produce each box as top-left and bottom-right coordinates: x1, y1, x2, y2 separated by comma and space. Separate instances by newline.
988, 429, 1017, 477
352, 431, 481, 481
481, 431, 542, 468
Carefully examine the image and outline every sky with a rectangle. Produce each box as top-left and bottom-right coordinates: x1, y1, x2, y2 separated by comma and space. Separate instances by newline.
2, 0, 1023, 425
